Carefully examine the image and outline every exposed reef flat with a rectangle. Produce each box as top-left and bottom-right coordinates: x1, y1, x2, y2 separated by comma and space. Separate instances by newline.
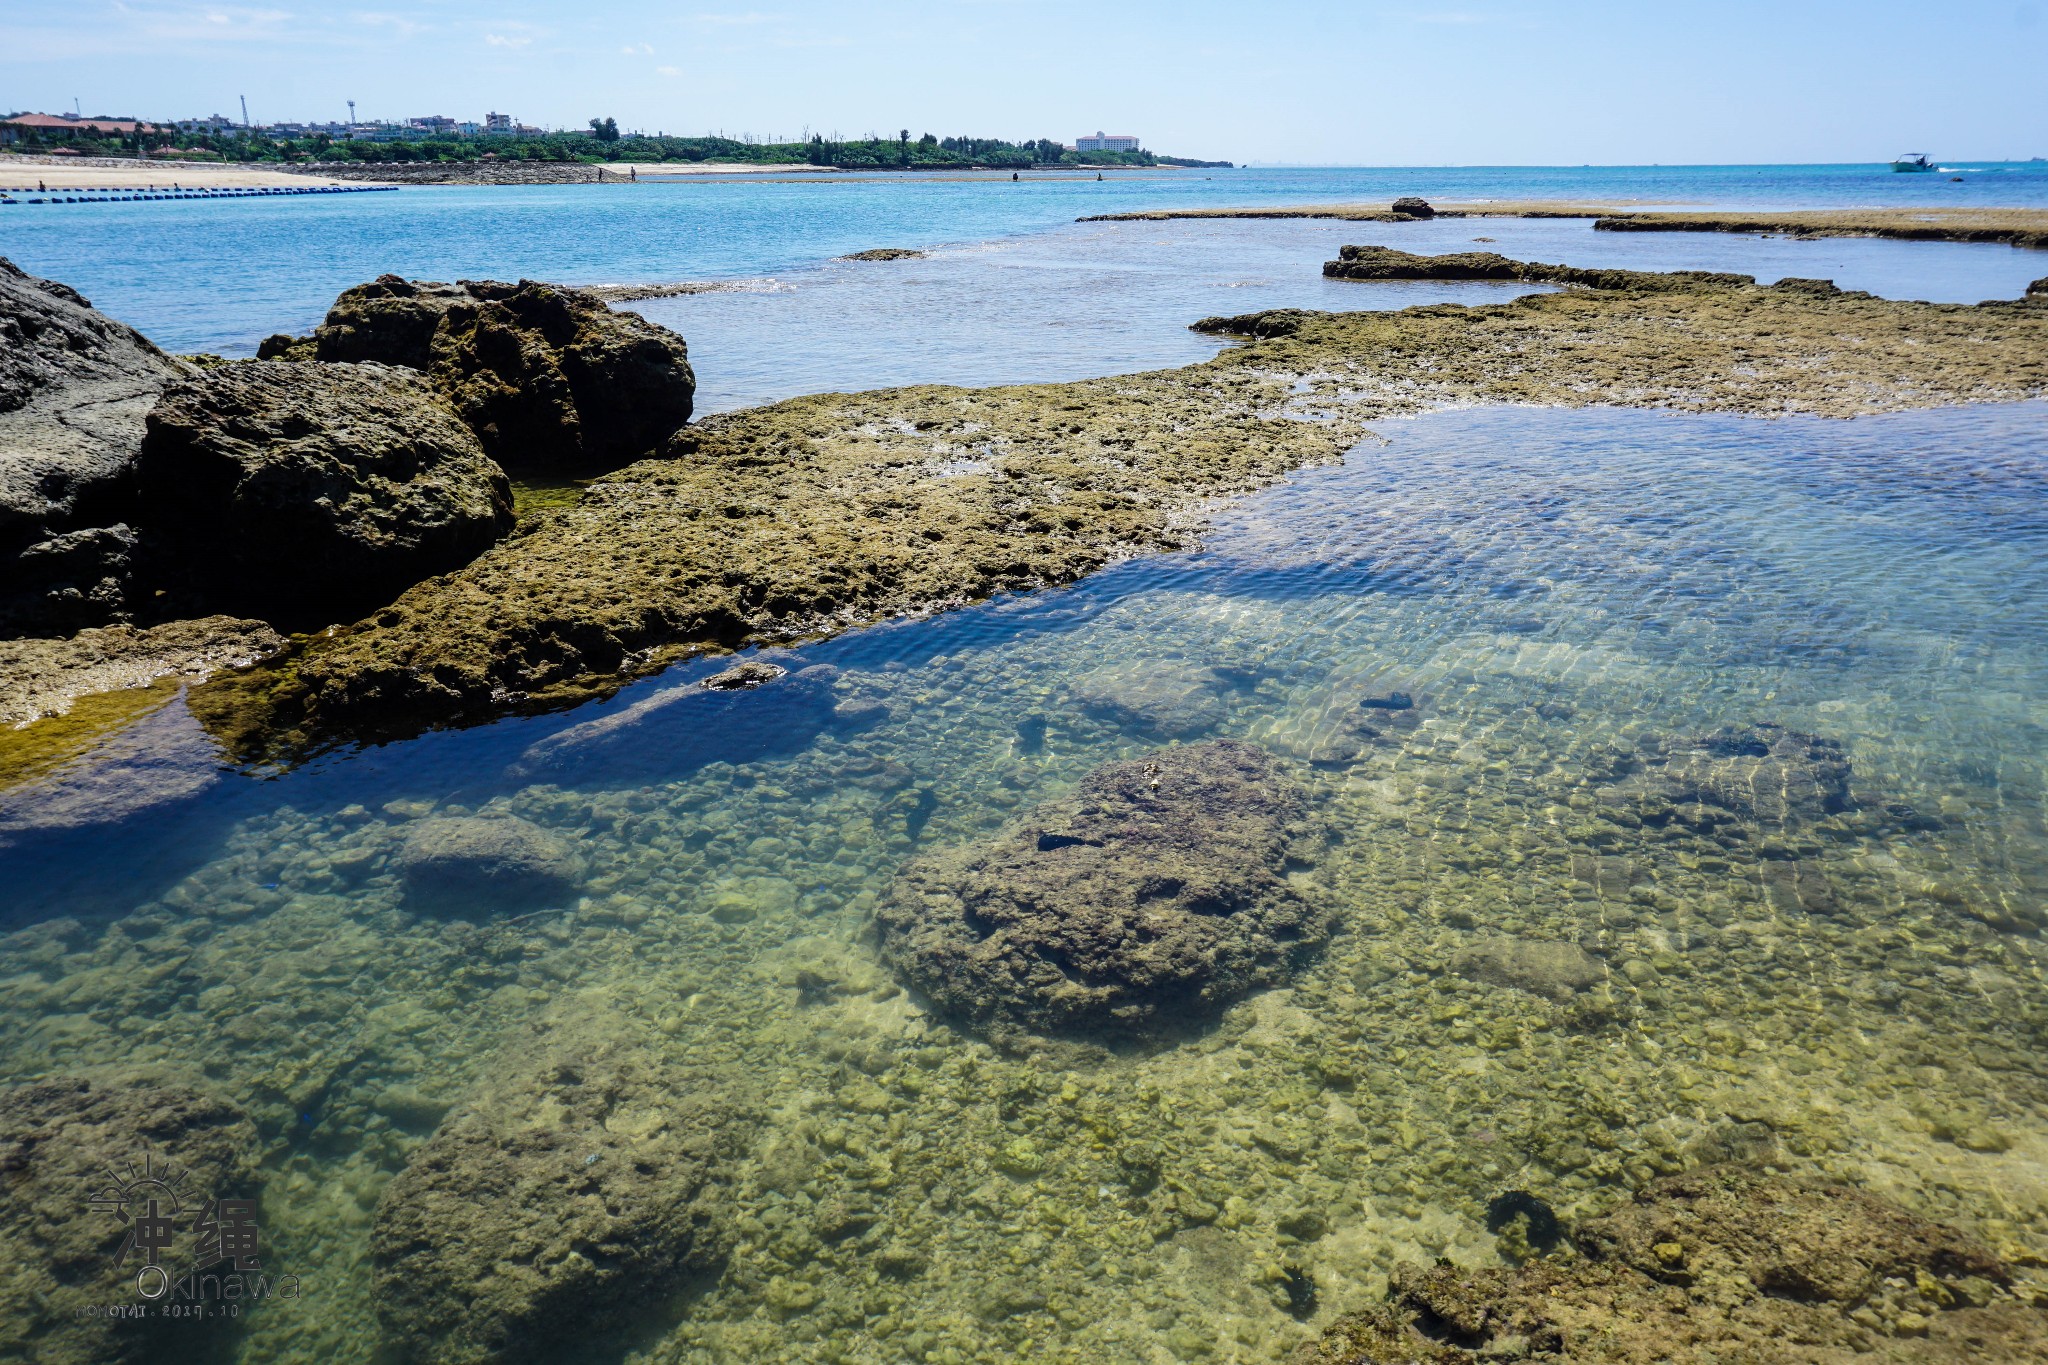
201, 256, 2046, 755
839, 248, 930, 261
583, 280, 755, 301
1083, 201, 2048, 250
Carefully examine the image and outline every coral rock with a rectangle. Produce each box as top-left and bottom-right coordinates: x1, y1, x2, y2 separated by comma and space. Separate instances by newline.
314, 274, 695, 473
134, 360, 512, 626
873, 739, 1330, 1040
371, 1008, 750, 1365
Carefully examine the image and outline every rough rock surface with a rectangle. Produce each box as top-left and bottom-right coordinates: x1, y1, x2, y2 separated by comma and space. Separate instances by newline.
393, 814, 585, 915
0, 257, 187, 632
0, 1074, 260, 1365
872, 740, 1330, 1040
1298, 1165, 2037, 1364
1068, 659, 1233, 737
371, 1007, 750, 1365
508, 661, 862, 785
1390, 196, 1436, 218
1319, 244, 1758, 292
134, 360, 513, 624
840, 248, 928, 261
313, 274, 695, 472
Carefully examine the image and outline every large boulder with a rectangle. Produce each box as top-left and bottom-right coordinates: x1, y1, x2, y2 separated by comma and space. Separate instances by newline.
0, 258, 187, 633
312, 275, 695, 473
371, 1007, 750, 1365
0, 1074, 260, 1365
872, 740, 1331, 1041
134, 360, 513, 625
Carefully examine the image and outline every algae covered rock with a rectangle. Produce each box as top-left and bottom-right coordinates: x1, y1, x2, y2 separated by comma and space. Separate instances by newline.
371, 1008, 751, 1365
134, 360, 513, 625
0, 1074, 260, 1365
314, 274, 695, 473
1579, 1164, 2006, 1305
873, 739, 1331, 1040
393, 814, 585, 915
1298, 1164, 2033, 1365
0, 258, 188, 632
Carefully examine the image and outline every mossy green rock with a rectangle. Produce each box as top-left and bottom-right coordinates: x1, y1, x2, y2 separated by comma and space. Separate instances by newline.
873, 739, 1331, 1041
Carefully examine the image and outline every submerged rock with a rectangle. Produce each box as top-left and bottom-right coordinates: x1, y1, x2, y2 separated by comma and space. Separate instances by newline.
1451, 936, 1605, 1001
1653, 721, 1852, 826
0, 258, 188, 633
371, 1008, 751, 1365
872, 739, 1331, 1040
393, 815, 585, 915
0, 1074, 259, 1365
508, 661, 858, 786
1299, 1165, 2031, 1365
314, 274, 695, 473
1068, 659, 1233, 737
134, 360, 513, 625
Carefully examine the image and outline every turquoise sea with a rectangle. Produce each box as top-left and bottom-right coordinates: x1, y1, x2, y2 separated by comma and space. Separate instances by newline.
1, 164, 2046, 1364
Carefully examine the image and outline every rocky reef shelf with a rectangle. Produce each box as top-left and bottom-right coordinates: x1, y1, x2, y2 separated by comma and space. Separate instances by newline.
1082, 201, 2048, 251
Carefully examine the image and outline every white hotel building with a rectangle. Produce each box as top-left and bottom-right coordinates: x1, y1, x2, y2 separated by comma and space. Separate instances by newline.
1075, 131, 1140, 152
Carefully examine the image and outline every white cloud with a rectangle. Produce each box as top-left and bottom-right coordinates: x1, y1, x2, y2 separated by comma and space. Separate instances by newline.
621, 41, 653, 53
486, 32, 531, 46
656, 64, 681, 75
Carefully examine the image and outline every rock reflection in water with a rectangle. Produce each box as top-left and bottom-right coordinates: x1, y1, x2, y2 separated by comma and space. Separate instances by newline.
0, 403, 2045, 1364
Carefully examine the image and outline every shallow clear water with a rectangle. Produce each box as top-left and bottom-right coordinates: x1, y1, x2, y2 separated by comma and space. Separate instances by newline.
4, 402, 2045, 1363
4, 161, 2046, 357
663, 215, 2048, 412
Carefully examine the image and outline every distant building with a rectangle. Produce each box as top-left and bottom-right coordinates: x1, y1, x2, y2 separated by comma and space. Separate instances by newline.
1075, 130, 1140, 153
6, 111, 161, 136
485, 111, 514, 133
172, 115, 242, 137
408, 115, 458, 134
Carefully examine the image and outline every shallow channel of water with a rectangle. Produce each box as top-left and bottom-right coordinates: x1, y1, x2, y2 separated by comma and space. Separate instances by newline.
2, 401, 2043, 1363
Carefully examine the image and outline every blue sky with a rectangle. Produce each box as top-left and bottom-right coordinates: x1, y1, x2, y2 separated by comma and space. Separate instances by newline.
6, 0, 2044, 164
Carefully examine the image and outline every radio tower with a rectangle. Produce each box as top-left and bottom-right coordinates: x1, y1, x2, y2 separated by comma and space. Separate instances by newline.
240, 95, 250, 128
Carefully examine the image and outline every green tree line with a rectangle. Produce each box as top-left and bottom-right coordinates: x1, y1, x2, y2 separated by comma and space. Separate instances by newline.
0, 120, 1229, 169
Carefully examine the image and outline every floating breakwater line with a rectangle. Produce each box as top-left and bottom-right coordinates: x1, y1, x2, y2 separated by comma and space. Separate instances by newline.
0, 184, 397, 205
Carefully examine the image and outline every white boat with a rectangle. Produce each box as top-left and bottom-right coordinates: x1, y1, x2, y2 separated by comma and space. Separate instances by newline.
1891, 153, 1935, 173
